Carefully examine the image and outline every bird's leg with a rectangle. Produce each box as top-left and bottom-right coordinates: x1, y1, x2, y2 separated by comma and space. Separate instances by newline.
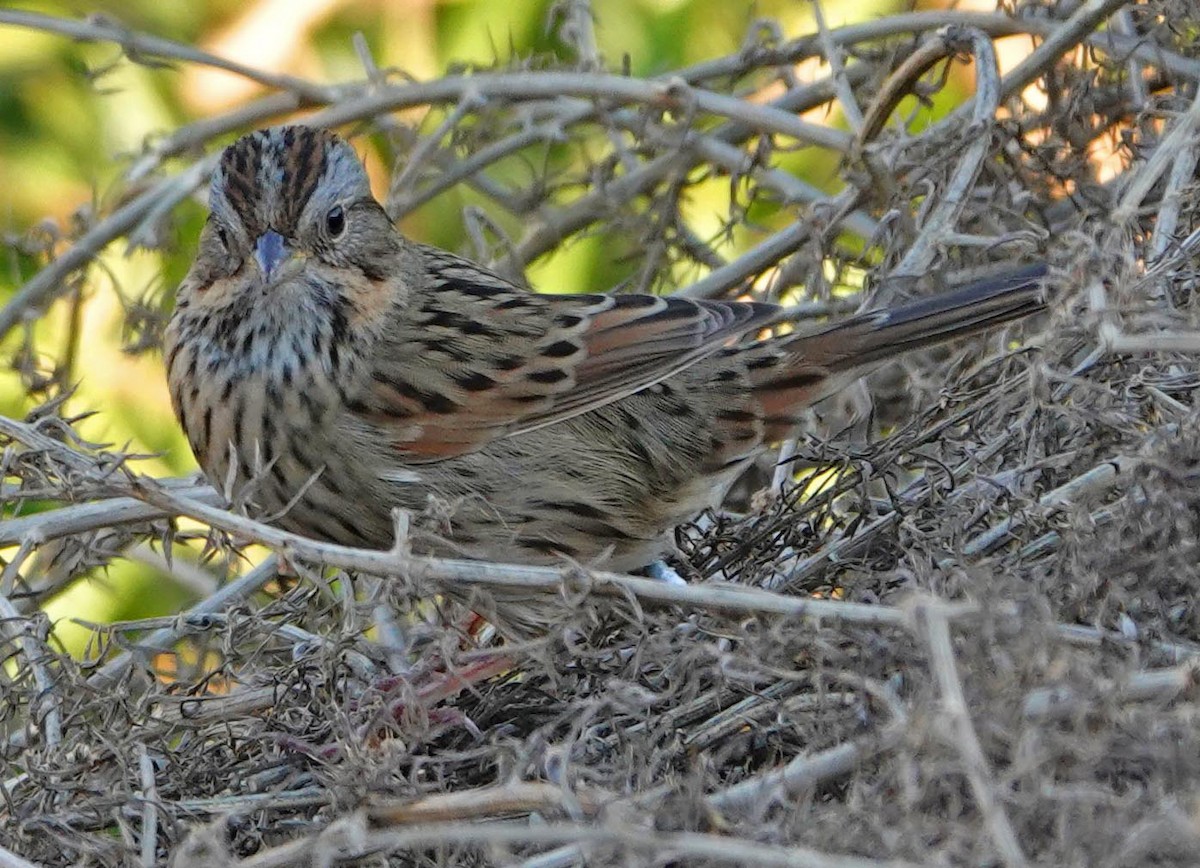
369, 608, 515, 734
644, 559, 688, 586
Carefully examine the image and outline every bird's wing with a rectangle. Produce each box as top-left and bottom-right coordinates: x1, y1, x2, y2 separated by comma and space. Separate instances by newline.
356, 246, 776, 461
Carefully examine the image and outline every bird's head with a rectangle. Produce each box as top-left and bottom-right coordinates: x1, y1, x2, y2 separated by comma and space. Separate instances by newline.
182, 125, 402, 306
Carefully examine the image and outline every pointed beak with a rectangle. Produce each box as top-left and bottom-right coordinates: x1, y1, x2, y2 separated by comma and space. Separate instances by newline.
254, 230, 291, 281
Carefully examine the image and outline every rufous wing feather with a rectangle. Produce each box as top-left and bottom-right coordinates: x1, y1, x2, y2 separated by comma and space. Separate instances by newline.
358, 247, 776, 461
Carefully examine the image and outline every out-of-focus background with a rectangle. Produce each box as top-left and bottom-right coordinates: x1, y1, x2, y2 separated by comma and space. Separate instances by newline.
2, 0, 1014, 647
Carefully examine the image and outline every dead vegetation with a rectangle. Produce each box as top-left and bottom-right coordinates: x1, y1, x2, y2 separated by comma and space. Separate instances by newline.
3, 1, 1200, 865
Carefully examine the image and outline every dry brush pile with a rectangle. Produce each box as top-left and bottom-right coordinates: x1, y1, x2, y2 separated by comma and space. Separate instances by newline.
3, 1, 1200, 865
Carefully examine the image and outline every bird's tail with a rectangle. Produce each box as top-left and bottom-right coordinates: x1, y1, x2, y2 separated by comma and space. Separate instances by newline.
806, 262, 1047, 371
743, 264, 1047, 440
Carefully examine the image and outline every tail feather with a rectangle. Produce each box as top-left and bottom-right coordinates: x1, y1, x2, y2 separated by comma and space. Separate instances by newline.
742, 264, 1047, 440
786, 263, 1047, 371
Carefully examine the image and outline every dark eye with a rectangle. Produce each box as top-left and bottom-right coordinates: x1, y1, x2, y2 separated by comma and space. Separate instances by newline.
214, 223, 230, 250
325, 205, 346, 238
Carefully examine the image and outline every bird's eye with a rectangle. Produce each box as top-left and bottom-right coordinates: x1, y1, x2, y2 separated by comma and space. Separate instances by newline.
325, 205, 346, 238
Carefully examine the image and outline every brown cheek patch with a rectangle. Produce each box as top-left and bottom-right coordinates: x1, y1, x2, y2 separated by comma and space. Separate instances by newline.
190, 273, 249, 309
316, 264, 396, 331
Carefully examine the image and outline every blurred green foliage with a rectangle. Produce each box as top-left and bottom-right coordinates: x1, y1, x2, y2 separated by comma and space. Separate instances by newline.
1, 0, 935, 650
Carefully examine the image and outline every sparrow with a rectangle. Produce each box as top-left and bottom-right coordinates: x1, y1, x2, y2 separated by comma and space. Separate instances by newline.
165, 125, 1045, 584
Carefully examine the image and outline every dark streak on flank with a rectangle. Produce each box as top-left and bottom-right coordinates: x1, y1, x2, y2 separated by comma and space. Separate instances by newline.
527, 368, 570, 385
200, 407, 213, 451
493, 354, 524, 371
456, 372, 496, 392
716, 408, 757, 423
515, 536, 578, 557
746, 354, 784, 371
542, 340, 579, 358
391, 380, 458, 414
530, 499, 607, 519
764, 370, 826, 390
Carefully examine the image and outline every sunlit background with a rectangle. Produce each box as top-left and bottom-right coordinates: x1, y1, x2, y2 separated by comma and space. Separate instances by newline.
0, 0, 1040, 654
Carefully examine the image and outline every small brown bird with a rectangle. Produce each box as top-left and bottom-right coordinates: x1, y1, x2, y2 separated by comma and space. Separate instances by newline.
166, 125, 1044, 582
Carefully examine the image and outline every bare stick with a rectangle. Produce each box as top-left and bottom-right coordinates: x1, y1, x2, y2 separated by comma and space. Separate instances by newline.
1054, 622, 1200, 663
137, 745, 159, 868
809, 0, 864, 132
888, 27, 1001, 286
678, 189, 860, 300
1113, 81, 1200, 226
88, 556, 280, 688
0, 156, 215, 341
678, 11, 1200, 84
366, 781, 604, 824
0, 593, 62, 748
1109, 8, 1148, 111
856, 27, 960, 148
303, 72, 852, 152
926, 0, 1136, 138
1102, 328, 1200, 354
1148, 146, 1200, 273
0, 844, 45, 868
710, 677, 907, 813
959, 455, 1138, 558
0, 539, 34, 597
914, 599, 1029, 868
1023, 661, 1200, 721
234, 817, 927, 868
0, 9, 335, 102
127, 475, 912, 628
0, 482, 220, 547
